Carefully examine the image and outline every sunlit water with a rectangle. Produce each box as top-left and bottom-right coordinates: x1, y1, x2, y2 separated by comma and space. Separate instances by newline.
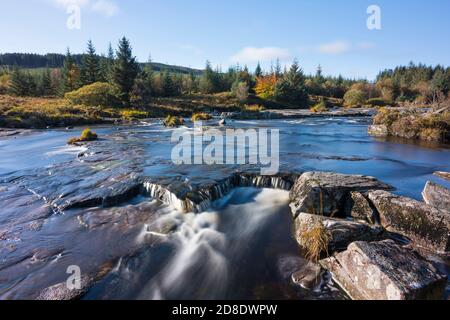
0, 117, 449, 300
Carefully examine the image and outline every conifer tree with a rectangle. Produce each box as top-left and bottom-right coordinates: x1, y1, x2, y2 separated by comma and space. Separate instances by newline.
255, 62, 263, 78
113, 37, 139, 105
61, 48, 80, 94
276, 59, 308, 106
80, 40, 101, 85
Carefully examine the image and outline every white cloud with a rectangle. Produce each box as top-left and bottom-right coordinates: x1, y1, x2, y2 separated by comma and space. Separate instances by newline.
230, 47, 292, 63
48, 0, 119, 17
318, 41, 351, 55
91, 0, 118, 17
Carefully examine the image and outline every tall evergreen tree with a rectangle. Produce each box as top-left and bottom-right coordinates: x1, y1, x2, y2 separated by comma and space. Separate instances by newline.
113, 37, 139, 105
80, 40, 101, 85
255, 62, 263, 78
276, 59, 308, 106
61, 48, 80, 94
40, 68, 53, 96
9, 67, 29, 96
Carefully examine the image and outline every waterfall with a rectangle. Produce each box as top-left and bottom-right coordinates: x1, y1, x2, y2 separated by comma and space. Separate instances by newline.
142, 172, 297, 214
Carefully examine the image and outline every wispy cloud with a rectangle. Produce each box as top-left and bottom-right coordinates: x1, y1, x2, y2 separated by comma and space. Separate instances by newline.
230, 47, 292, 63
318, 41, 351, 54
299, 41, 376, 55
91, 0, 118, 17
48, 0, 119, 17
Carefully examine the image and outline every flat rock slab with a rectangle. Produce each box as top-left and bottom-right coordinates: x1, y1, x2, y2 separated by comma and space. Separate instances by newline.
422, 181, 450, 212
290, 172, 393, 218
321, 240, 447, 300
434, 171, 450, 182
295, 213, 385, 254
369, 190, 450, 253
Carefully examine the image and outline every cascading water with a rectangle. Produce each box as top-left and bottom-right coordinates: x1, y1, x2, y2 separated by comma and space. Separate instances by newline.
96, 187, 323, 300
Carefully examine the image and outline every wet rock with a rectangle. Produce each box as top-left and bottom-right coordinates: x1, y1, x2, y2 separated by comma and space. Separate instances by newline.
344, 191, 377, 224
368, 190, 450, 252
295, 213, 385, 254
36, 275, 92, 300
289, 172, 393, 218
219, 119, 226, 126
368, 125, 388, 137
320, 240, 447, 300
291, 262, 322, 289
422, 181, 450, 212
434, 171, 450, 181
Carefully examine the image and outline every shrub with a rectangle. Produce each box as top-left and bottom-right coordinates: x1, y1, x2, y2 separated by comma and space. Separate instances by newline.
366, 98, 387, 107
163, 115, 184, 127
310, 100, 329, 113
344, 89, 366, 108
120, 110, 149, 120
419, 128, 444, 141
65, 82, 119, 107
298, 217, 330, 263
191, 112, 212, 122
373, 107, 401, 126
243, 104, 264, 112
232, 81, 249, 104
68, 128, 98, 145
254, 75, 277, 100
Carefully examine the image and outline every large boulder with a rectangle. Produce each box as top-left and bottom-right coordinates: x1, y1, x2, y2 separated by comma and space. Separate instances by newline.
320, 240, 447, 300
368, 190, 450, 253
295, 213, 385, 255
289, 172, 392, 218
422, 181, 450, 212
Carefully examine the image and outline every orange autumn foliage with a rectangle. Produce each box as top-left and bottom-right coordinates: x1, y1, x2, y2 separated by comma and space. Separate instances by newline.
254, 75, 277, 100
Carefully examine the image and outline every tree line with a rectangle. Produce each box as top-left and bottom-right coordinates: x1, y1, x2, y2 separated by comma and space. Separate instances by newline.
1, 38, 449, 109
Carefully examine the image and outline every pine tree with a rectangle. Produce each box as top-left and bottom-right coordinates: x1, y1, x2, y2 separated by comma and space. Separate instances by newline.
276, 59, 308, 106
40, 68, 53, 96
113, 37, 139, 105
101, 42, 115, 83
80, 40, 101, 86
9, 68, 28, 96
255, 62, 263, 78
131, 69, 153, 106
61, 48, 80, 94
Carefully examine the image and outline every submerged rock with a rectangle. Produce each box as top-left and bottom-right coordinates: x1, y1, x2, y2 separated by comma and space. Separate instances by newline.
291, 262, 322, 290
422, 181, 450, 212
368, 190, 450, 253
289, 172, 393, 218
295, 213, 385, 254
36, 275, 92, 300
320, 240, 447, 300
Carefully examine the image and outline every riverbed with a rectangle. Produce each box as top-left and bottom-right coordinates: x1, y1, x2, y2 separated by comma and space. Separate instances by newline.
0, 117, 449, 299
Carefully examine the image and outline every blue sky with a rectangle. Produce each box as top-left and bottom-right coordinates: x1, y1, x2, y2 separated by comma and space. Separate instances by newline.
1, 0, 449, 79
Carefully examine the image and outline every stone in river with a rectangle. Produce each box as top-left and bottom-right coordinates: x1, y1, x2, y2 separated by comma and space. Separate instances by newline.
289, 172, 393, 218
434, 171, 450, 181
320, 240, 447, 300
291, 262, 322, 289
368, 190, 450, 253
422, 181, 450, 212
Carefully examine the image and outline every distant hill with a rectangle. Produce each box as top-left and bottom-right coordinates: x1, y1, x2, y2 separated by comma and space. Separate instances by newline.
0, 53, 203, 75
